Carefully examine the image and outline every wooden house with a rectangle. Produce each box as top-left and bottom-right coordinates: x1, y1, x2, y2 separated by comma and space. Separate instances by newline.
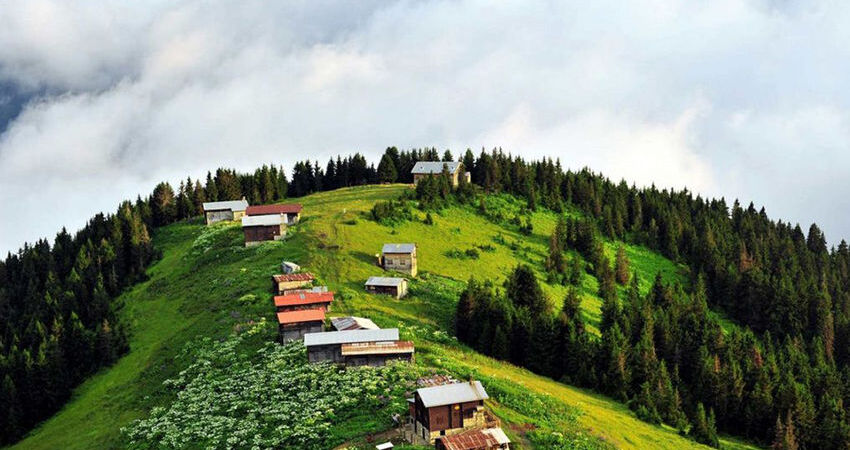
411, 161, 470, 187
277, 308, 325, 342
242, 215, 286, 246
380, 244, 418, 277
435, 427, 511, 450
408, 381, 491, 444
303, 328, 414, 366
246, 203, 303, 224
272, 273, 315, 294
365, 276, 408, 298
274, 291, 334, 312
331, 316, 379, 331
202, 199, 248, 225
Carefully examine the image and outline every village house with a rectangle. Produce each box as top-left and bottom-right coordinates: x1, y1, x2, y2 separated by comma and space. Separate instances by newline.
242, 215, 286, 246
274, 291, 334, 312
202, 199, 249, 225
435, 427, 511, 450
272, 273, 315, 294
303, 328, 414, 367
365, 276, 408, 299
411, 161, 470, 188
245, 203, 303, 224
407, 381, 496, 445
331, 316, 379, 331
277, 308, 325, 342
380, 244, 418, 277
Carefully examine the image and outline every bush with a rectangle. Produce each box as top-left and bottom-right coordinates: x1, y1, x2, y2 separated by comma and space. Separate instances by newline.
370, 200, 413, 226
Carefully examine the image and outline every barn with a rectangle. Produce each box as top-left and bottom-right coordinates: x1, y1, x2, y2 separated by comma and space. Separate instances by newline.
380, 244, 418, 277
272, 273, 315, 294
365, 276, 408, 299
202, 199, 249, 225
274, 291, 334, 312
277, 308, 325, 342
245, 203, 303, 224
242, 215, 286, 246
303, 328, 414, 366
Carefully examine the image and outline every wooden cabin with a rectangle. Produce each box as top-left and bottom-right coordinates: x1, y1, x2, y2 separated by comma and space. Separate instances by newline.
435, 427, 511, 450
242, 215, 286, 246
274, 291, 334, 312
331, 316, 379, 331
411, 161, 470, 187
365, 276, 408, 299
202, 199, 248, 225
246, 203, 303, 224
408, 381, 490, 444
272, 273, 315, 294
303, 328, 414, 366
277, 308, 325, 342
380, 244, 418, 277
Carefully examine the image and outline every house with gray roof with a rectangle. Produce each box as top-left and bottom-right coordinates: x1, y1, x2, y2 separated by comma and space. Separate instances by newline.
408, 381, 496, 445
303, 328, 413, 367
411, 161, 470, 187
365, 276, 408, 298
202, 199, 249, 225
380, 244, 418, 277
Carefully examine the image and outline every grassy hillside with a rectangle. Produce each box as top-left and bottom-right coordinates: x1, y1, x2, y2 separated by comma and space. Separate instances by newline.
12, 185, 757, 450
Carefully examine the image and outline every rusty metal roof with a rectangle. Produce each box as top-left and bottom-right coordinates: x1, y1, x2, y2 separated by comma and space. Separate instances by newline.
340, 340, 414, 356
276, 308, 325, 325
274, 292, 334, 307
246, 204, 302, 215
272, 273, 315, 283
437, 427, 510, 450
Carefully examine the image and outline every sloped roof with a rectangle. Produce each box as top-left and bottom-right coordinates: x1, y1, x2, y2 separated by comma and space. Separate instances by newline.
274, 292, 334, 307
365, 276, 406, 287
411, 161, 462, 174
272, 273, 315, 283
246, 204, 302, 216
276, 308, 325, 325
242, 215, 283, 227
303, 328, 399, 347
203, 199, 248, 212
416, 381, 489, 408
341, 340, 414, 356
331, 316, 379, 331
382, 243, 416, 254
437, 427, 510, 450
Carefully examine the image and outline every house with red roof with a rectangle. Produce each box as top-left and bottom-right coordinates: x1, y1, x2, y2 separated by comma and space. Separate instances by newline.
274, 291, 334, 312
277, 308, 325, 342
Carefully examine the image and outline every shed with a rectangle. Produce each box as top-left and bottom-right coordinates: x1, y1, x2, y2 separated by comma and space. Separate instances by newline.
411, 161, 470, 187
331, 316, 380, 331
272, 273, 315, 294
242, 215, 286, 246
274, 291, 334, 312
380, 243, 418, 277
246, 203, 303, 224
277, 308, 325, 342
365, 276, 408, 298
202, 199, 249, 225
281, 261, 300, 274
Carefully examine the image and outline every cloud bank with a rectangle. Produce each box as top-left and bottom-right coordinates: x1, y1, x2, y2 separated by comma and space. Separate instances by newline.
2, 0, 850, 253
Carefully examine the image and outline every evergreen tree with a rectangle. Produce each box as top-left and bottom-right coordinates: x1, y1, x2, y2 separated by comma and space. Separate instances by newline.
377, 154, 398, 183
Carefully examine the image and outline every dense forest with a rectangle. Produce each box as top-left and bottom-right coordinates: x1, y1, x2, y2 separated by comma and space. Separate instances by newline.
3, 146, 849, 448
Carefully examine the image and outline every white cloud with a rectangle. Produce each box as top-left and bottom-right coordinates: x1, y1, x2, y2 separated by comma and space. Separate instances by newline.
2, 0, 850, 252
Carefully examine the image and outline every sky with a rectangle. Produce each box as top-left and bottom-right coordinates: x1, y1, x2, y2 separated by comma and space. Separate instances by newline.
1, 0, 850, 254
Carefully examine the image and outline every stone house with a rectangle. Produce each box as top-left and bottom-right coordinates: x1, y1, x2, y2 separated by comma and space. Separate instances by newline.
380, 244, 418, 277
411, 161, 470, 188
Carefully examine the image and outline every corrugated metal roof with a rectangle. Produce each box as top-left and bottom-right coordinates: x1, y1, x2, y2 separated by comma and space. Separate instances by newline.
381, 243, 416, 254
331, 316, 379, 331
416, 381, 489, 408
341, 340, 414, 356
411, 161, 462, 174
273, 273, 315, 282
246, 203, 302, 215
202, 199, 248, 212
365, 276, 406, 287
304, 328, 399, 347
242, 215, 283, 227
274, 292, 334, 307
437, 427, 510, 450
276, 308, 325, 325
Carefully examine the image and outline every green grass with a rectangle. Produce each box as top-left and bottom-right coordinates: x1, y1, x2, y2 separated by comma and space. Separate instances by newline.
12, 184, 759, 450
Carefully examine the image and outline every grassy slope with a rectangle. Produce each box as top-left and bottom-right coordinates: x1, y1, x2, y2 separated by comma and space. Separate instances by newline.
13, 184, 756, 450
